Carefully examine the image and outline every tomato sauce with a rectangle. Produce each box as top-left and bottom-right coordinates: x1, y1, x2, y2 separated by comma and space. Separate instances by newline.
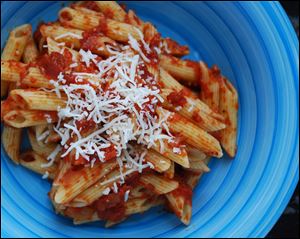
170, 181, 192, 206
186, 60, 202, 86
21, 153, 36, 162
192, 110, 204, 124
166, 90, 187, 107
78, 1, 100, 12
103, 8, 114, 19
164, 38, 189, 56
36, 52, 71, 79
81, 26, 107, 52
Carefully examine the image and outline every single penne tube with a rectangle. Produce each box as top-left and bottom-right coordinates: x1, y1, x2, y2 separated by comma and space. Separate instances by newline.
27, 127, 58, 157
95, 1, 127, 22
181, 203, 192, 225
218, 78, 238, 157
157, 108, 223, 158
199, 62, 220, 111
1, 125, 22, 164
166, 183, 192, 224
59, 7, 140, 42
19, 151, 58, 180
151, 140, 189, 168
145, 149, 171, 173
139, 173, 179, 194
54, 162, 117, 204
10, 89, 67, 111
160, 88, 226, 132
160, 54, 199, 84
165, 192, 185, 218
164, 161, 174, 179
23, 37, 39, 63
3, 110, 58, 128
1, 24, 32, 97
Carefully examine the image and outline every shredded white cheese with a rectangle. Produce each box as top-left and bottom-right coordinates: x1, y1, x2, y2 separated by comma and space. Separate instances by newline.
42, 31, 174, 195
54, 32, 83, 40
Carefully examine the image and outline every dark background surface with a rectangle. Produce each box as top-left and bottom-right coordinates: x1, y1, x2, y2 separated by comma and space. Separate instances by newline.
266, 2, 299, 239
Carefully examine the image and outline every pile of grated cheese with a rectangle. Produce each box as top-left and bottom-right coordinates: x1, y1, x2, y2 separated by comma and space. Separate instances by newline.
42, 31, 176, 193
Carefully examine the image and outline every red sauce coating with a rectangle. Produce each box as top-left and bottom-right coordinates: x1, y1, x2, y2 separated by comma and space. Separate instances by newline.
33, 22, 45, 45
103, 8, 114, 19
80, 28, 107, 54
186, 60, 202, 85
93, 184, 130, 222
164, 38, 189, 56
166, 89, 188, 107
36, 51, 72, 79
98, 15, 108, 35
170, 182, 192, 206
192, 110, 204, 124
78, 1, 100, 12
21, 154, 36, 162
75, 119, 96, 134
60, 10, 73, 21
120, 3, 127, 11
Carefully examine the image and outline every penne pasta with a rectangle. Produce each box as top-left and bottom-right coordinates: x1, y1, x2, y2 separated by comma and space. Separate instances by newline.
23, 37, 39, 63
125, 196, 165, 215
95, 1, 127, 22
27, 127, 58, 157
41, 25, 117, 57
3, 110, 58, 128
145, 149, 171, 173
218, 78, 238, 157
166, 182, 192, 225
160, 88, 226, 132
69, 168, 121, 207
1, 24, 31, 97
19, 151, 58, 180
160, 55, 199, 84
1, 125, 22, 164
164, 161, 175, 179
54, 162, 117, 204
10, 89, 67, 111
59, 7, 140, 42
199, 62, 220, 112
139, 174, 179, 194
157, 108, 223, 158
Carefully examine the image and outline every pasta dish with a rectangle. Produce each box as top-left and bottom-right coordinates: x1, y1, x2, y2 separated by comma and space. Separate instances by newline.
1, 1, 238, 226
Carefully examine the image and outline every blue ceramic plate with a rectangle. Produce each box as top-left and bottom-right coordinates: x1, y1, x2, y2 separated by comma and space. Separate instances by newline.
1, 1, 299, 238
